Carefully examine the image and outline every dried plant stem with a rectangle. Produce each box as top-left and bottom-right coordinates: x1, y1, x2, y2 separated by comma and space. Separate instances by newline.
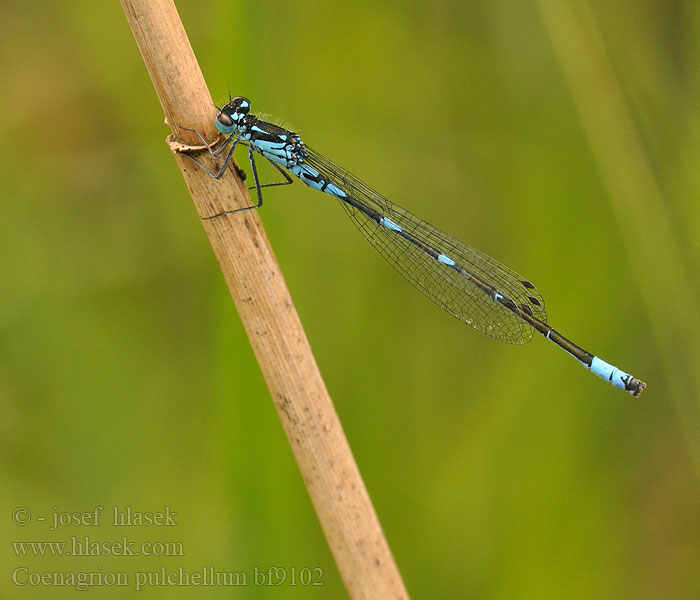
119, 0, 408, 598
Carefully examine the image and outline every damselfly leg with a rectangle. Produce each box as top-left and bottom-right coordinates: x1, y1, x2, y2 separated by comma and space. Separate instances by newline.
181, 125, 294, 216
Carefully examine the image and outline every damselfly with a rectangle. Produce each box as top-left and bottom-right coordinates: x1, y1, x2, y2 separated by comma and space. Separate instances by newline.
182, 96, 646, 396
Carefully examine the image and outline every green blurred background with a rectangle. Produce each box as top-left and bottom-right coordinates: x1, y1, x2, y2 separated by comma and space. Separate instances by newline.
2, 0, 699, 597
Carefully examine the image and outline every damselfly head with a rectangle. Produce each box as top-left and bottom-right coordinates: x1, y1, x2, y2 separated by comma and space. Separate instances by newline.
216, 96, 252, 133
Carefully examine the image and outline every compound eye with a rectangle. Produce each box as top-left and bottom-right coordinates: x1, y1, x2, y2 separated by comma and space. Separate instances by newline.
232, 96, 251, 115
218, 112, 234, 128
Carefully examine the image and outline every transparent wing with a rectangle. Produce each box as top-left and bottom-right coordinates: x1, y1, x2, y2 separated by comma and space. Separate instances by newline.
303, 147, 546, 344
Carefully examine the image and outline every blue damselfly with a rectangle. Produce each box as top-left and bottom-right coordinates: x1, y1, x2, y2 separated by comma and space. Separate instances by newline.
181, 96, 646, 396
